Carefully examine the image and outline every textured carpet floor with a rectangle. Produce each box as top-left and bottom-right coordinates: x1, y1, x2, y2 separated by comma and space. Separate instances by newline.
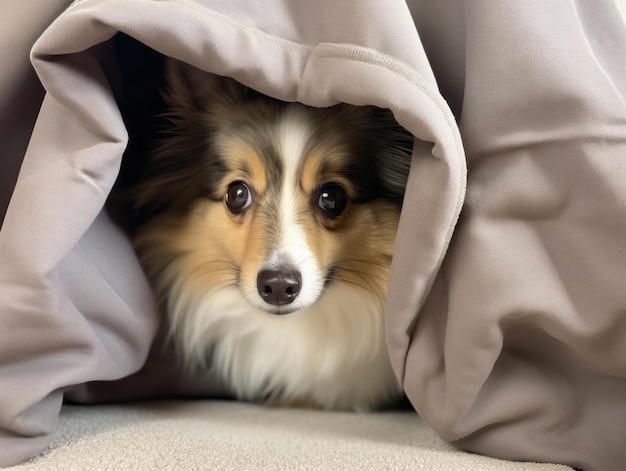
12, 400, 572, 470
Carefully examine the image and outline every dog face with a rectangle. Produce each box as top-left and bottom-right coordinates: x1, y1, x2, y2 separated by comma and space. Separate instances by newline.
133, 60, 413, 410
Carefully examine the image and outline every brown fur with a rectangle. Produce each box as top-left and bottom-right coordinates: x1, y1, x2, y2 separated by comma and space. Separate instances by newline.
127, 58, 414, 410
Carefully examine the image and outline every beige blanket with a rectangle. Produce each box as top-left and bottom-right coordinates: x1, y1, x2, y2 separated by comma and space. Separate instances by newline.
2, 1, 626, 470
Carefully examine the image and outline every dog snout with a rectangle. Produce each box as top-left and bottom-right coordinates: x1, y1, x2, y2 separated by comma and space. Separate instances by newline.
257, 266, 302, 307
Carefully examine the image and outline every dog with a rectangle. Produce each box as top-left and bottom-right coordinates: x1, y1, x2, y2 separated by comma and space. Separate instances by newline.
131, 59, 414, 411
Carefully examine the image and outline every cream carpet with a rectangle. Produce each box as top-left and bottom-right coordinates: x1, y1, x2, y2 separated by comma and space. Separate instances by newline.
12, 400, 572, 470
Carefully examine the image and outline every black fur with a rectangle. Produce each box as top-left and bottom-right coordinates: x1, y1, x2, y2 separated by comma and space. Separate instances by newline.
112, 54, 414, 232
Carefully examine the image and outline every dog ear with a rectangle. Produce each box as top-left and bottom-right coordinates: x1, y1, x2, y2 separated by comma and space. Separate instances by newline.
350, 106, 414, 204
163, 58, 249, 110
128, 59, 242, 224
372, 109, 414, 203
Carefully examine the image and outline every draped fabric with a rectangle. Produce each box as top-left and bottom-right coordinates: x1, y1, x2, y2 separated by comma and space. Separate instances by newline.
1, 2, 625, 469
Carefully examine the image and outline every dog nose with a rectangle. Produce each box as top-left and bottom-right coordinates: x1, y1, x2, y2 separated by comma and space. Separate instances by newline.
257, 267, 302, 306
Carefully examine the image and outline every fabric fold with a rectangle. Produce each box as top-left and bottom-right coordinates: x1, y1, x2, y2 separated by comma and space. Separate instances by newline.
2, 1, 625, 470
0, 0, 463, 467
403, 2, 626, 470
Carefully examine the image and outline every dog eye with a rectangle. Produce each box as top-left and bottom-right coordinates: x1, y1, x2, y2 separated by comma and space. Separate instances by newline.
317, 182, 348, 218
225, 181, 252, 214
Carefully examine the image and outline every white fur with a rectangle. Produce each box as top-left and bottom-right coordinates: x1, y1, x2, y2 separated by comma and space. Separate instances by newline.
241, 108, 324, 313
275, 109, 324, 310
166, 271, 402, 411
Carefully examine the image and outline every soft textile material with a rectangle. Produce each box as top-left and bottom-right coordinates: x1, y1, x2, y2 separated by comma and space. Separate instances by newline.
13, 401, 572, 471
1, 1, 626, 470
